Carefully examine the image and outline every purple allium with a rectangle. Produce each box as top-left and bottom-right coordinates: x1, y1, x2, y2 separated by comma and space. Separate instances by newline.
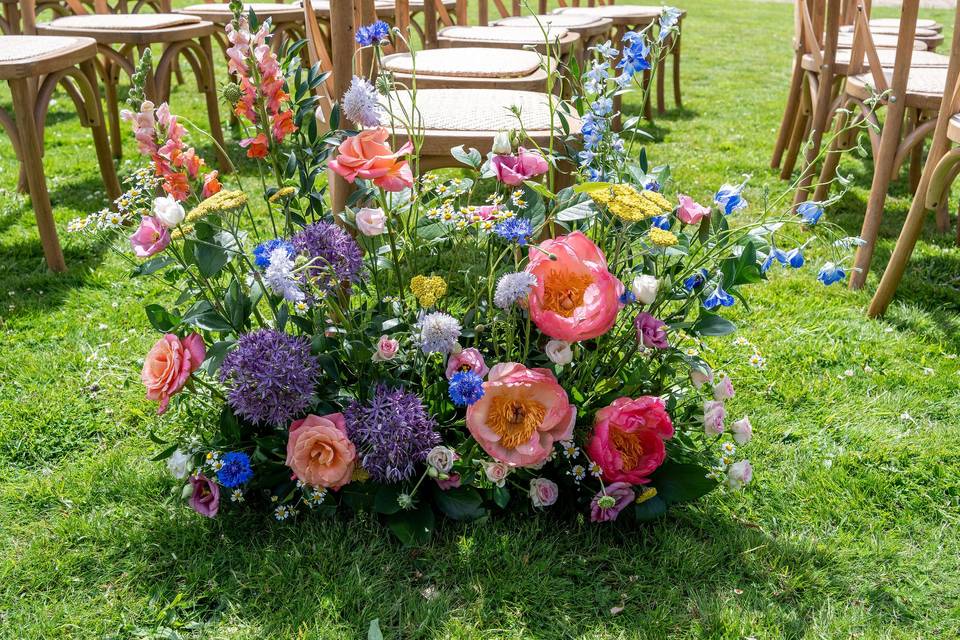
344, 385, 441, 483
292, 222, 364, 292
219, 329, 319, 426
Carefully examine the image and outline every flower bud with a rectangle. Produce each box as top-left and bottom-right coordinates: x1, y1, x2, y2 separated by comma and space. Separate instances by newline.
492, 130, 513, 155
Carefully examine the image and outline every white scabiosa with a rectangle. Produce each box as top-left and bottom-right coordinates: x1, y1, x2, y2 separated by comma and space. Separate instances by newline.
342, 75, 382, 127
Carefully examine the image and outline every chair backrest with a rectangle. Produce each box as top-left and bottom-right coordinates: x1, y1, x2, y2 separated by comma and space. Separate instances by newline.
847, 0, 920, 94
57, 0, 170, 15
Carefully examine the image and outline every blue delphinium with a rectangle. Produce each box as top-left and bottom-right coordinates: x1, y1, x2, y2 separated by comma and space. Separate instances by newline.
253, 238, 294, 269
591, 40, 618, 59
618, 32, 651, 77
683, 268, 709, 291
583, 60, 610, 94
448, 371, 484, 407
786, 247, 805, 268
217, 451, 254, 488
761, 248, 788, 273
714, 182, 748, 215
651, 215, 671, 230
659, 7, 683, 42
704, 285, 735, 310
494, 217, 533, 246
356, 20, 390, 46
818, 262, 846, 285
797, 201, 824, 225
619, 290, 637, 305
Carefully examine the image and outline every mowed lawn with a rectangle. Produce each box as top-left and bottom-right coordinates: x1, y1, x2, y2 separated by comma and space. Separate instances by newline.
1, 1, 959, 638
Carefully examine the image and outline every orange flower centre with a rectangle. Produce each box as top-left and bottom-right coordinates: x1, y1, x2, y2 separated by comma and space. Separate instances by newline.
487, 396, 546, 449
541, 269, 593, 317
610, 428, 644, 470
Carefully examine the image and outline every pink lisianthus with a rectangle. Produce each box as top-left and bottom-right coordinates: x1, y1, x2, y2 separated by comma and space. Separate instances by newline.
525, 231, 624, 342
727, 460, 753, 490
586, 396, 674, 485
491, 147, 549, 186
286, 413, 356, 490
703, 400, 726, 435
731, 416, 753, 444
634, 312, 669, 349
445, 347, 489, 380
677, 194, 711, 225
590, 482, 635, 522
713, 374, 735, 401
329, 128, 414, 192
188, 474, 220, 518
129, 216, 171, 258
141, 332, 205, 414
466, 362, 576, 467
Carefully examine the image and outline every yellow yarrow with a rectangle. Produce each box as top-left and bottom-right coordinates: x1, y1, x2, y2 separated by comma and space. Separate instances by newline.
648, 227, 679, 247
184, 189, 248, 224
268, 186, 297, 203
589, 184, 672, 222
410, 275, 448, 308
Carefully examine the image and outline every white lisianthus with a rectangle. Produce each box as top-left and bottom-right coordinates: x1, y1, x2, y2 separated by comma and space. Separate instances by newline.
545, 340, 573, 366
426, 446, 456, 473
166, 449, 192, 480
726, 459, 753, 490
492, 130, 513, 155
153, 195, 185, 228
630, 274, 659, 305
731, 416, 753, 444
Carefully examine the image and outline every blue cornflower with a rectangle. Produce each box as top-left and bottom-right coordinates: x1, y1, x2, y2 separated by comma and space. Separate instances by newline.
588, 168, 606, 182
217, 451, 253, 488
786, 247, 805, 268
643, 178, 661, 192
619, 290, 637, 305
591, 40, 618, 59
618, 32, 651, 76
356, 20, 390, 46
651, 215, 671, 230
683, 268, 708, 291
797, 201, 824, 225
494, 217, 533, 246
704, 285, 735, 310
591, 97, 613, 116
448, 371, 484, 407
817, 262, 846, 285
253, 238, 294, 269
714, 182, 748, 215
761, 248, 788, 273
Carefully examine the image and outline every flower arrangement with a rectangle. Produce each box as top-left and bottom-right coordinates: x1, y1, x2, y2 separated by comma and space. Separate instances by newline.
68, 7, 859, 543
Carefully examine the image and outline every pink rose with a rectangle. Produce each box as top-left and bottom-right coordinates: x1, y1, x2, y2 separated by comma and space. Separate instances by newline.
586, 396, 674, 485
141, 333, 205, 414
713, 374, 735, 401
356, 207, 387, 236
634, 312, 669, 350
188, 474, 219, 518
529, 477, 559, 507
445, 347, 489, 380
129, 216, 171, 258
286, 413, 356, 490
731, 416, 752, 444
490, 147, 549, 186
703, 400, 725, 435
466, 362, 576, 467
329, 127, 414, 192
677, 194, 710, 225
727, 460, 753, 490
483, 461, 511, 487
372, 335, 400, 362
590, 482, 635, 522
526, 231, 624, 342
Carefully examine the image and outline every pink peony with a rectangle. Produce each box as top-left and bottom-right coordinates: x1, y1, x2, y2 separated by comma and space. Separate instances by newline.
141, 333, 205, 414
286, 413, 356, 490
677, 194, 711, 225
329, 127, 414, 192
586, 396, 674, 485
445, 347, 489, 380
525, 232, 624, 342
129, 216, 171, 258
634, 312, 669, 349
490, 147, 549, 186
590, 482, 635, 522
188, 474, 219, 518
703, 400, 725, 435
466, 362, 576, 467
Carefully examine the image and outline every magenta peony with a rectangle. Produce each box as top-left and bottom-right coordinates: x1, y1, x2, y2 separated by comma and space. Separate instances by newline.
586, 396, 674, 485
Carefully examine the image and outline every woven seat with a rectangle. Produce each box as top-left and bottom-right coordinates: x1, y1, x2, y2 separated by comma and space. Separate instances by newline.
179, 3, 303, 24
801, 48, 949, 73
493, 14, 610, 29
552, 5, 667, 25
869, 17, 941, 32
304, 0, 455, 16
383, 47, 542, 78
839, 24, 943, 49
0, 35, 91, 68
47, 13, 202, 31
847, 66, 949, 111
438, 25, 569, 45
836, 31, 927, 50
947, 113, 960, 144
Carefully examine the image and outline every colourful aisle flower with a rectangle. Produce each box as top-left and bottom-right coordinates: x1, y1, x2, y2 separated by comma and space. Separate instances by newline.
141, 333, 205, 414
525, 232, 624, 342
634, 312, 669, 349
188, 474, 220, 518
445, 348, 489, 379
466, 363, 576, 467
217, 451, 254, 488
490, 147, 549, 186
286, 413, 356, 490
329, 127, 414, 192
586, 396, 674, 485
129, 216, 171, 258
590, 482, 635, 522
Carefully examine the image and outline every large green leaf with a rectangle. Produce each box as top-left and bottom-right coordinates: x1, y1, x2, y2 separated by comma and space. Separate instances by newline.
182, 301, 233, 333
144, 304, 178, 332
433, 486, 487, 521
692, 311, 736, 337
386, 503, 435, 546
373, 484, 405, 515
650, 461, 718, 506
633, 495, 668, 521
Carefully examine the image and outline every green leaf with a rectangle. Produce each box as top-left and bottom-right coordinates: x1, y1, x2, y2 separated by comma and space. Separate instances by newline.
386, 503, 434, 546
638, 147, 649, 173
150, 443, 179, 462
144, 304, 178, 332
556, 200, 597, 222
450, 145, 482, 169
194, 241, 228, 278
374, 484, 405, 515
523, 179, 556, 202
341, 483, 377, 512
433, 486, 487, 521
182, 301, 233, 333
692, 311, 736, 337
633, 495, 668, 521
131, 256, 173, 277
200, 340, 235, 376
650, 461, 718, 506
219, 407, 242, 442
225, 280, 251, 331
492, 485, 510, 508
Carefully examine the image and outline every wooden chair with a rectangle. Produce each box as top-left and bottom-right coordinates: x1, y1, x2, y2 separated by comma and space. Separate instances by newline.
303, 0, 580, 216
177, 3, 307, 57
813, 0, 954, 289
492, 13, 613, 54
33, 0, 230, 169
867, 2, 960, 316
0, 35, 120, 272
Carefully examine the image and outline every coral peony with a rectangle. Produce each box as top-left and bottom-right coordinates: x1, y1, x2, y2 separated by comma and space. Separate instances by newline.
329, 127, 414, 192
129, 216, 171, 258
490, 147, 549, 186
586, 396, 674, 485
141, 333, 205, 414
466, 363, 576, 467
286, 413, 356, 490
525, 232, 623, 342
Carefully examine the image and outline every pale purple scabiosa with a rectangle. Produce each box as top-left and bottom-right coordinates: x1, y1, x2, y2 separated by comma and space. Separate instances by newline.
344, 385, 441, 483
292, 222, 364, 291
494, 271, 537, 309
342, 76, 382, 128
416, 311, 461, 354
219, 329, 319, 426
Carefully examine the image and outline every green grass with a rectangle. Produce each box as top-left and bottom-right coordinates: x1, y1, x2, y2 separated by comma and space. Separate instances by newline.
2, 0, 960, 637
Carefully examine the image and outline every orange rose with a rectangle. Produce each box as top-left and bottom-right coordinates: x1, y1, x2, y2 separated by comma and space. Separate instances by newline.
329, 127, 413, 192
285, 413, 356, 489
141, 333, 205, 414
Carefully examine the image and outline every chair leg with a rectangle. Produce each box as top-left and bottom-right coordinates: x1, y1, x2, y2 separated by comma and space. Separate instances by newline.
642, 68, 653, 121
793, 69, 839, 208
101, 59, 123, 159
656, 54, 666, 115
672, 28, 682, 109
9, 77, 66, 272
199, 36, 232, 172
772, 53, 803, 170
80, 59, 121, 202
867, 191, 928, 316
813, 103, 853, 203
907, 108, 924, 194
781, 79, 811, 180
